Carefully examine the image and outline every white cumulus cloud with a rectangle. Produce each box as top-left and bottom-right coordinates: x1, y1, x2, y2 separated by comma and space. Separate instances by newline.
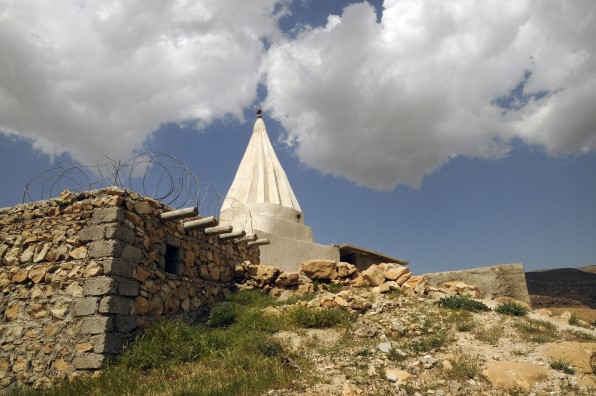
0, 0, 286, 162
264, 0, 596, 190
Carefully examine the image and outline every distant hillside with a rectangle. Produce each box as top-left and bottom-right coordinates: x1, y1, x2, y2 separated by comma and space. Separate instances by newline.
526, 267, 596, 309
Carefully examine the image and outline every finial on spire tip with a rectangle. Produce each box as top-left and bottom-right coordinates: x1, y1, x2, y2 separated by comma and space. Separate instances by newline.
256, 107, 262, 118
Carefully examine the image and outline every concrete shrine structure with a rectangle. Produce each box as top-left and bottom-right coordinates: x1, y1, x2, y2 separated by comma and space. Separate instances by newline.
219, 109, 339, 271
220, 110, 407, 272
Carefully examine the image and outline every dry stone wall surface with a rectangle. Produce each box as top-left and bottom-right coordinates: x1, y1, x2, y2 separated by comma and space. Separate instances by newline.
0, 188, 258, 389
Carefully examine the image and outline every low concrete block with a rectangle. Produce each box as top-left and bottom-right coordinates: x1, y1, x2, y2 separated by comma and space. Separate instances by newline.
91, 207, 124, 224
80, 316, 113, 335
83, 277, 117, 296
72, 298, 98, 316
92, 333, 128, 354
105, 225, 136, 244
114, 316, 136, 333
78, 225, 107, 242
99, 296, 132, 315
121, 245, 142, 264
102, 258, 133, 277
73, 353, 105, 369
89, 240, 123, 259
118, 279, 140, 297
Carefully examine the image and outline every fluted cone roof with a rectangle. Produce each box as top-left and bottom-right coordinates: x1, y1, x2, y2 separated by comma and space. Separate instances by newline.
222, 115, 302, 211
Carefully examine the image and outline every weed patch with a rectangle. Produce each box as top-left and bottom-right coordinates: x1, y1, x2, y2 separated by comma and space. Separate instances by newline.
495, 301, 528, 316
286, 306, 351, 329
409, 331, 449, 353
445, 354, 480, 380
550, 359, 575, 374
474, 322, 505, 345
513, 318, 558, 344
437, 295, 490, 312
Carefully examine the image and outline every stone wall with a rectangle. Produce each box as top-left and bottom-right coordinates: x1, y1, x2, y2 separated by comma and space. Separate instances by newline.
0, 188, 258, 389
422, 263, 530, 304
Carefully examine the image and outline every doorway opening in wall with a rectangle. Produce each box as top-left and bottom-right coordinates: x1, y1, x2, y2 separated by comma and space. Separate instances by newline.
165, 244, 182, 275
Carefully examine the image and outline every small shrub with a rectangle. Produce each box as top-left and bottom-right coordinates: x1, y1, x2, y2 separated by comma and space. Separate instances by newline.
118, 320, 204, 369
474, 323, 504, 345
410, 331, 449, 353
354, 348, 373, 357
386, 288, 402, 299
563, 330, 596, 342
495, 301, 528, 316
514, 319, 558, 343
387, 348, 408, 362
229, 289, 275, 307
327, 282, 343, 294
437, 295, 490, 312
445, 354, 480, 380
550, 359, 575, 374
254, 337, 284, 357
568, 313, 579, 326
207, 301, 239, 328
286, 306, 350, 329
591, 319, 596, 328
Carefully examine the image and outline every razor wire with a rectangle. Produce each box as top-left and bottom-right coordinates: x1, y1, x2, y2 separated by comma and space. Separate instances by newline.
21, 152, 256, 233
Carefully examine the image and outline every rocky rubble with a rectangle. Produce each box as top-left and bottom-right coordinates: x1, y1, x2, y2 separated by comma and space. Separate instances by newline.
237, 261, 596, 395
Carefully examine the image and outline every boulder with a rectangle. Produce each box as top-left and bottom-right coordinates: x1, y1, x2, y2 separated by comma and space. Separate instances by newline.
360, 265, 385, 287
440, 281, 482, 298
384, 266, 410, 281
402, 276, 429, 295
482, 361, 549, 390
300, 259, 338, 280
543, 341, 596, 376
335, 262, 358, 279
247, 264, 280, 285
275, 272, 300, 288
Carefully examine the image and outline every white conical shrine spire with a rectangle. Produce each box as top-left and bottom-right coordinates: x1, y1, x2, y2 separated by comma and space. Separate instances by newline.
223, 109, 301, 211
220, 109, 313, 242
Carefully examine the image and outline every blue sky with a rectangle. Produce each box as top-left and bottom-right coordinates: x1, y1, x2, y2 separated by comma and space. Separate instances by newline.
1, 0, 595, 273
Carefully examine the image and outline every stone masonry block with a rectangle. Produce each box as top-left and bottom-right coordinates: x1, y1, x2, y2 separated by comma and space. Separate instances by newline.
92, 333, 128, 354
99, 296, 132, 315
73, 353, 105, 369
83, 277, 117, 296
78, 225, 108, 242
121, 245, 142, 264
89, 240, 123, 259
105, 225, 136, 244
114, 316, 136, 333
102, 258, 133, 277
80, 316, 113, 334
72, 298, 98, 316
118, 279, 139, 296
91, 206, 124, 224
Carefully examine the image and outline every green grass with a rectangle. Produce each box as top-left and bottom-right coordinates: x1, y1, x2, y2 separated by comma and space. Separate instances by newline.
550, 359, 575, 374
474, 322, 505, 345
444, 310, 476, 332
7, 290, 354, 396
409, 331, 450, 353
495, 301, 529, 316
562, 329, 596, 342
286, 306, 351, 329
436, 295, 490, 312
445, 354, 480, 380
513, 318, 558, 343
568, 313, 580, 326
